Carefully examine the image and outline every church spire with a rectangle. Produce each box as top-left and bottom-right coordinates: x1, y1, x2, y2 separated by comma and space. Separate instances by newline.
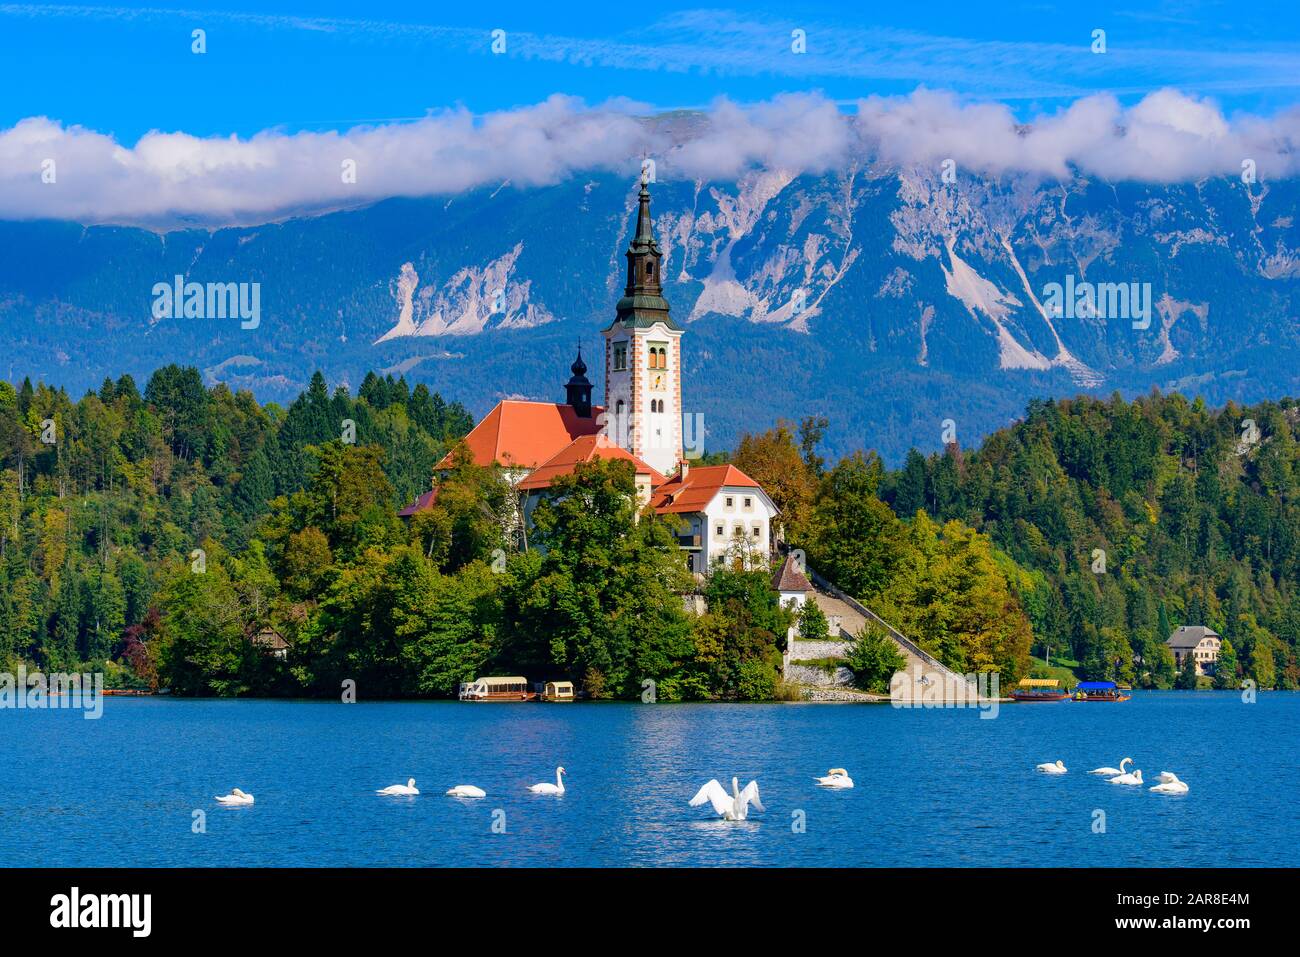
565, 343, 593, 418
609, 172, 679, 331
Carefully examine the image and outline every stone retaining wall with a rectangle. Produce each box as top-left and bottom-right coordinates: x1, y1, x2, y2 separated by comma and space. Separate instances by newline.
788, 639, 852, 660
785, 663, 854, 687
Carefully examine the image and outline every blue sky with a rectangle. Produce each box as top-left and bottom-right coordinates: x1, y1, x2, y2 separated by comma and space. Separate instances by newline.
2, 0, 1298, 139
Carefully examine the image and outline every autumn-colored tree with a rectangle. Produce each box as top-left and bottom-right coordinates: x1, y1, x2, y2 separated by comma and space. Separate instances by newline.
733, 422, 817, 542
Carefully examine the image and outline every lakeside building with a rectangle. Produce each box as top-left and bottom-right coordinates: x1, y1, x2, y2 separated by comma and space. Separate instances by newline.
1166, 625, 1221, 675
401, 177, 779, 574
247, 626, 289, 660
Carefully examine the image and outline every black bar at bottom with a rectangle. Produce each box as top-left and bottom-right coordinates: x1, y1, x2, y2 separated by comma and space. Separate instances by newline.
4, 867, 1274, 941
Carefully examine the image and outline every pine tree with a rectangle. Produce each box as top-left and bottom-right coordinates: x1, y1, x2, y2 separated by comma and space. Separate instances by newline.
1213, 639, 1238, 690
797, 597, 830, 642
1174, 646, 1199, 689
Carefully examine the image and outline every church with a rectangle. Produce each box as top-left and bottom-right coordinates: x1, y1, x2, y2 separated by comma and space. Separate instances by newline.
402, 175, 779, 576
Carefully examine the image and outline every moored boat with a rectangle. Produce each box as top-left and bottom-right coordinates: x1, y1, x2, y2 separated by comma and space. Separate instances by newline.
540, 680, 576, 702
458, 676, 538, 701
1010, 678, 1070, 702
1072, 680, 1131, 702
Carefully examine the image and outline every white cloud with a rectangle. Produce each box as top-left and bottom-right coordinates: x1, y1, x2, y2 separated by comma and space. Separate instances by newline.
855, 88, 1300, 183
3, 89, 1299, 225
0, 95, 654, 224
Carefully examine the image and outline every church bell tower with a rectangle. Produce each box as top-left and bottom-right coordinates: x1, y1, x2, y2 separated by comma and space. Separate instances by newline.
602, 173, 684, 476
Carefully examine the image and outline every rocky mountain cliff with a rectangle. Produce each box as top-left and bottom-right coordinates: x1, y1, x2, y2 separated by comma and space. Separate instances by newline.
2, 163, 1297, 462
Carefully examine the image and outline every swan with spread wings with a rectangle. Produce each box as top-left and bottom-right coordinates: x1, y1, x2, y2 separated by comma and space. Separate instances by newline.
689, 777, 765, 821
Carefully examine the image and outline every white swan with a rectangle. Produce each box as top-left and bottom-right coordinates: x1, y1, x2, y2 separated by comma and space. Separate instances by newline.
215, 788, 254, 806
1036, 760, 1067, 774
1089, 757, 1132, 776
814, 768, 854, 789
528, 767, 566, 795
445, 784, 486, 798
1150, 772, 1189, 795
689, 777, 764, 820
377, 778, 419, 796
1109, 767, 1143, 786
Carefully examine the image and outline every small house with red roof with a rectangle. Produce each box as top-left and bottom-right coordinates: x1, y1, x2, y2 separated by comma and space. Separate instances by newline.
650, 462, 778, 574
398, 177, 779, 574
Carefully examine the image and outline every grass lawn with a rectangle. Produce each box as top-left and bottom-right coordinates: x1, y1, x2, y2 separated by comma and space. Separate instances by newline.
1027, 654, 1082, 688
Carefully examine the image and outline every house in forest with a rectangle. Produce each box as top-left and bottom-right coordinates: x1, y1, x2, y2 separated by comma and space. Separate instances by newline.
248, 626, 289, 660
1166, 625, 1221, 675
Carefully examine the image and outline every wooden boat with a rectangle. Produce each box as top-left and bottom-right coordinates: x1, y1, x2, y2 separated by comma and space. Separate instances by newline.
540, 680, 575, 702
458, 676, 537, 701
1071, 680, 1131, 702
1010, 678, 1070, 702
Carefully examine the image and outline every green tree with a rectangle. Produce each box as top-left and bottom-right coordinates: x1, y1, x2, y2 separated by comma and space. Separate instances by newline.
846, 623, 906, 693
797, 597, 830, 642
1174, 647, 1199, 690
1213, 639, 1238, 690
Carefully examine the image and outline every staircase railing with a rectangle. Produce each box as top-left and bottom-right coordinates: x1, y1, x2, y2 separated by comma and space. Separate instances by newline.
804, 564, 965, 680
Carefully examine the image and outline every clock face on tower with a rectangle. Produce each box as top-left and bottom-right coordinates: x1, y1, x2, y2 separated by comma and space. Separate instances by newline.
651, 372, 665, 391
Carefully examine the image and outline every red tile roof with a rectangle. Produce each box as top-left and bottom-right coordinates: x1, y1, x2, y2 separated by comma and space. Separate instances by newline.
771, 553, 814, 593
434, 400, 606, 471
516, 434, 665, 491
649, 464, 763, 514
397, 488, 440, 517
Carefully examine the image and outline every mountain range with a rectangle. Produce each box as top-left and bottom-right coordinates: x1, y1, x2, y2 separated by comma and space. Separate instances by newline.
2, 158, 1298, 463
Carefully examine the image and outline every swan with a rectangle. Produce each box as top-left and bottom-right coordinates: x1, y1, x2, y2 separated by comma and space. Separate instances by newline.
1108, 768, 1143, 786
689, 777, 764, 820
377, 778, 419, 796
814, 768, 854, 788
528, 767, 566, 795
215, 788, 254, 806
445, 784, 486, 798
1089, 757, 1132, 776
1150, 772, 1189, 795
1035, 760, 1067, 774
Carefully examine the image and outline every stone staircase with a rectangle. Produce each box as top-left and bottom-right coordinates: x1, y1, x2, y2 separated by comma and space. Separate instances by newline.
783, 563, 981, 703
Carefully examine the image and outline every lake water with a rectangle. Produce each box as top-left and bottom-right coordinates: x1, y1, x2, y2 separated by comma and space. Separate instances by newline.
3, 692, 1295, 867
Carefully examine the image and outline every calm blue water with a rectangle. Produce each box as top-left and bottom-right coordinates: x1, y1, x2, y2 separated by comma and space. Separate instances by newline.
2, 693, 1296, 866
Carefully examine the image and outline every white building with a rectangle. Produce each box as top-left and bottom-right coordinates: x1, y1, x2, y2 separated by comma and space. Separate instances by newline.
650, 463, 779, 575
1166, 625, 1221, 675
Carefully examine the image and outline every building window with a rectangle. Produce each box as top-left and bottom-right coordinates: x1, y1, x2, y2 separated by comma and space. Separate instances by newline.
687, 553, 695, 572
649, 343, 668, 369
725, 496, 733, 508
743, 497, 752, 509
752, 524, 761, 538
715, 524, 723, 536
613, 342, 628, 371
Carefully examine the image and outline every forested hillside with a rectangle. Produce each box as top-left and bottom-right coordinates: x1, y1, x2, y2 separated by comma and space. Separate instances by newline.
0, 367, 471, 681
878, 393, 1300, 689
3, 368, 1294, 696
